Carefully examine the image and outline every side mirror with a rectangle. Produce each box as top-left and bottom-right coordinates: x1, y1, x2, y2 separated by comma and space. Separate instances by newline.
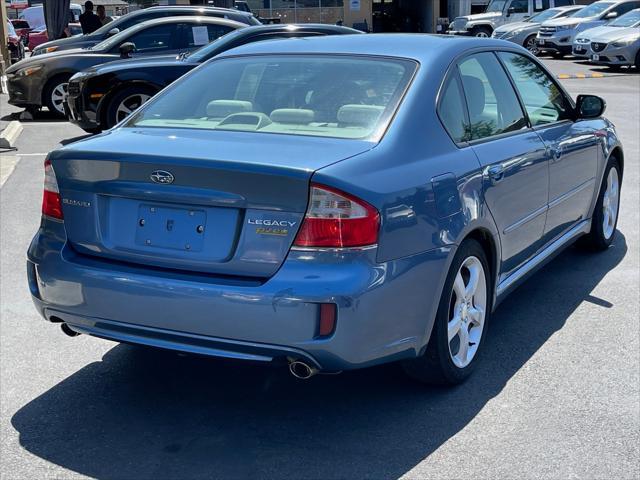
507, 6, 515, 16
576, 94, 606, 119
119, 42, 136, 59
107, 27, 120, 37
605, 11, 617, 19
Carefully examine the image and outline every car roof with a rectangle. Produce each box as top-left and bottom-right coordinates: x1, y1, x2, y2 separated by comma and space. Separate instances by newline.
124, 15, 247, 31
228, 23, 362, 35
138, 5, 254, 18
554, 5, 583, 10
215, 33, 512, 63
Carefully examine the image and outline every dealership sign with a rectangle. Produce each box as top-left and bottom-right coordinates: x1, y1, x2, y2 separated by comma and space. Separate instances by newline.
10, 0, 29, 9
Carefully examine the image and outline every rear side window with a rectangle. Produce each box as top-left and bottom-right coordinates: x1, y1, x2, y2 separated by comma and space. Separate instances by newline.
498, 52, 572, 126
182, 23, 236, 48
458, 53, 527, 141
438, 72, 469, 143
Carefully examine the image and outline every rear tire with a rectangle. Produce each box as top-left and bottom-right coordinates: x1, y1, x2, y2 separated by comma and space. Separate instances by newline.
581, 157, 621, 251
552, 52, 564, 59
403, 239, 492, 385
105, 85, 156, 129
43, 74, 71, 118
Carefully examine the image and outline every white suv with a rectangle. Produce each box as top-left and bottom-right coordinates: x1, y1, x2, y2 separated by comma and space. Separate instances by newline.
448, 0, 575, 38
537, 0, 640, 56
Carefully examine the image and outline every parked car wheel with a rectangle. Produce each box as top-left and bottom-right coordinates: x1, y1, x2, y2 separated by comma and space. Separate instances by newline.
43, 74, 71, 118
581, 157, 621, 251
524, 34, 539, 55
471, 26, 492, 38
552, 52, 564, 59
106, 86, 156, 129
403, 238, 491, 385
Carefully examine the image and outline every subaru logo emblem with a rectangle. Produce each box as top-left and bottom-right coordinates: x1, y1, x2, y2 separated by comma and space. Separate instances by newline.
150, 170, 174, 184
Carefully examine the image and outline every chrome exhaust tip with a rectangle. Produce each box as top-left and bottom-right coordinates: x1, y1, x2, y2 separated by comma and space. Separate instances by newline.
60, 323, 80, 337
288, 360, 318, 380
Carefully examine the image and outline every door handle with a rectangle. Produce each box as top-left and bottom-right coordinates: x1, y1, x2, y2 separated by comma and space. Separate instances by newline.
549, 145, 563, 161
488, 164, 505, 182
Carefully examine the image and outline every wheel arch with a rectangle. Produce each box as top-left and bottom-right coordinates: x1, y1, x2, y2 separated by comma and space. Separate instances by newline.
463, 227, 499, 306
610, 145, 624, 179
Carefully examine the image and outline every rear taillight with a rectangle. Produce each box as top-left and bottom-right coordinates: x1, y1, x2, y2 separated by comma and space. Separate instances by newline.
293, 184, 379, 248
42, 159, 63, 220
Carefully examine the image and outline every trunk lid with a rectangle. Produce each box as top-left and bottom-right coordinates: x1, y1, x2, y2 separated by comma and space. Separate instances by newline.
50, 127, 373, 278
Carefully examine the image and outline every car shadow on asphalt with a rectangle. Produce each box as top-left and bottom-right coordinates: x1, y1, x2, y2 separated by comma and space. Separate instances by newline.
11, 233, 627, 480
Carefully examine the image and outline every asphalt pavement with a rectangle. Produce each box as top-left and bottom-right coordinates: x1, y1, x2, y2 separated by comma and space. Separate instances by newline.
0, 58, 638, 480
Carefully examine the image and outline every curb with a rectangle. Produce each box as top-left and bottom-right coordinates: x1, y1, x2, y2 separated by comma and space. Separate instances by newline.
557, 73, 605, 79
0, 121, 23, 149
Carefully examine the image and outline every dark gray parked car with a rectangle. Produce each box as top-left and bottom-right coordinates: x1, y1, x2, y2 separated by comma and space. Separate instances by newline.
7, 16, 245, 117
31, 5, 259, 56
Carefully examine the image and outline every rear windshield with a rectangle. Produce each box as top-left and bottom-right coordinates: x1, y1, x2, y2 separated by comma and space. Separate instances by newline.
12, 20, 30, 29
127, 55, 416, 140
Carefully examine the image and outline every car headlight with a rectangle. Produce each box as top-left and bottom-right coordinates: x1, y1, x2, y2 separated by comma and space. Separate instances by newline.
612, 37, 638, 47
576, 37, 589, 44
35, 46, 59, 55
556, 24, 577, 31
15, 64, 43, 77
506, 29, 523, 37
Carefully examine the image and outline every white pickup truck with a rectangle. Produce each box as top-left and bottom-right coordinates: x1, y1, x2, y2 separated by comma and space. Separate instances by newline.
448, 0, 575, 37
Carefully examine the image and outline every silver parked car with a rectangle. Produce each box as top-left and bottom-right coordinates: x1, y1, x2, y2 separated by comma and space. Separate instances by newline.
573, 8, 640, 68
492, 5, 583, 53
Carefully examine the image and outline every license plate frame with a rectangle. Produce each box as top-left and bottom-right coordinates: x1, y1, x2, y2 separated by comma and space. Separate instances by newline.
538, 38, 545, 45
591, 54, 600, 61
135, 204, 206, 252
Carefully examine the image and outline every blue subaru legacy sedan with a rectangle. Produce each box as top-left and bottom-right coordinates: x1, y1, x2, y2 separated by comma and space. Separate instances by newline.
28, 34, 623, 384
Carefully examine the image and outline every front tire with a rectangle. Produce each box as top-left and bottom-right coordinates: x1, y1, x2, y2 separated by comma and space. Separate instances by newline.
471, 26, 492, 38
524, 34, 539, 55
105, 86, 155, 129
582, 157, 621, 251
43, 75, 71, 118
403, 239, 491, 385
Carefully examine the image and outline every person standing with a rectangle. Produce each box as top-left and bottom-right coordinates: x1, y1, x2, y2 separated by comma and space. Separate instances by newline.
97, 5, 113, 26
79, 1, 102, 34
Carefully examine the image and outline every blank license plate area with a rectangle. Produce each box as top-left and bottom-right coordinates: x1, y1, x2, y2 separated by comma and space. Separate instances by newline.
135, 204, 206, 252
592, 54, 600, 61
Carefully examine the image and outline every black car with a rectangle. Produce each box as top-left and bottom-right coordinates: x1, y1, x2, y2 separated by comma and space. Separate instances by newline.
7, 16, 245, 117
66, 24, 361, 132
31, 5, 260, 56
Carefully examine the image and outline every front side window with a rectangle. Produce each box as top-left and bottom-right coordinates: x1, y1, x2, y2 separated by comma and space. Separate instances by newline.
438, 73, 469, 143
458, 53, 527, 141
554, 0, 575, 6
128, 55, 416, 141
609, 8, 640, 26
498, 52, 571, 126
486, 0, 509, 12
610, 1, 640, 17
124, 24, 177, 53
510, 0, 530, 13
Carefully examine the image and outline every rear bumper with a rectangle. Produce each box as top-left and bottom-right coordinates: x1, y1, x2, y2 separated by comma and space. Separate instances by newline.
28, 221, 451, 371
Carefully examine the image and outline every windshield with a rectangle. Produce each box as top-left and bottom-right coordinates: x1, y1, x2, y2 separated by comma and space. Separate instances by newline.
127, 55, 416, 141
609, 9, 640, 26
486, 0, 508, 13
87, 13, 127, 37
528, 9, 563, 23
185, 28, 243, 62
572, 2, 613, 18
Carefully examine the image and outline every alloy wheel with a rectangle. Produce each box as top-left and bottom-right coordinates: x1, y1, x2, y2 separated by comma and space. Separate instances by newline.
602, 167, 619, 240
526, 36, 539, 54
448, 256, 487, 369
50, 82, 68, 115
116, 93, 151, 124
475, 31, 490, 38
